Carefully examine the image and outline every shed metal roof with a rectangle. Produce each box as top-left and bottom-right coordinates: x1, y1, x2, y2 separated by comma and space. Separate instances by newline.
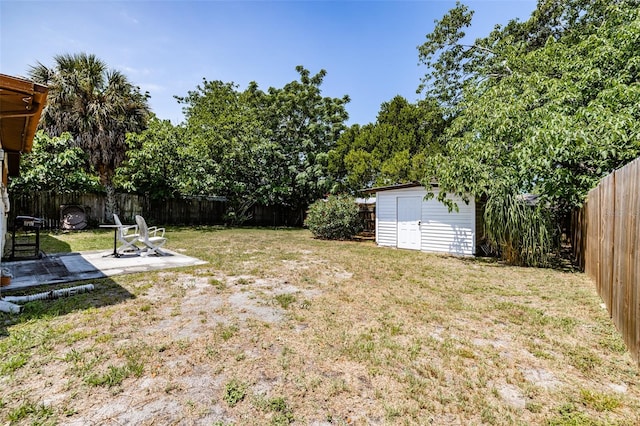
360, 181, 432, 195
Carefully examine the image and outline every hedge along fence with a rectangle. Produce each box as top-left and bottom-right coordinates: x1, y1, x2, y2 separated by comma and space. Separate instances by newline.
572, 157, 640, 367
8, 191, 305, 229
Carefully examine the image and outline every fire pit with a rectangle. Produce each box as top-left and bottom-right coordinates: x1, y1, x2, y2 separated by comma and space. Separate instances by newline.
60, 205, 87, 230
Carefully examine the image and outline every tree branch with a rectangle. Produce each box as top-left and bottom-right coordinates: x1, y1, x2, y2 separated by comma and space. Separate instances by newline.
461, 43, 497, 55
462, 44, 512, 75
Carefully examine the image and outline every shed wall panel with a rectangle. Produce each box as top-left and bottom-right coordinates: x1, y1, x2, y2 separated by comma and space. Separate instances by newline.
421, 195, 475, 255
376, 192, 397, 247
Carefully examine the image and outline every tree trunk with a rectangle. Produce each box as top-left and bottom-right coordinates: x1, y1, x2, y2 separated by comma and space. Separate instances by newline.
105, 184, 119, 223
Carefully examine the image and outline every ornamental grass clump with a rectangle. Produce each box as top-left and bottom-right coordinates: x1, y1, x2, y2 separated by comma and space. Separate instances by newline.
305, 195, 363, 240
484, 188, 556, 267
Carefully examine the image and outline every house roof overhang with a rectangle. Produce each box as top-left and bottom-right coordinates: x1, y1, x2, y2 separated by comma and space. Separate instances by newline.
0, 73, 48, 155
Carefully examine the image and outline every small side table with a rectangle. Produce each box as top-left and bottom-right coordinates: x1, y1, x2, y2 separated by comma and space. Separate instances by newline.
99, 224, 121, 258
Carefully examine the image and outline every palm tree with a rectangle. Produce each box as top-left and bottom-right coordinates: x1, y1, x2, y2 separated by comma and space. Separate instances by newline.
29, 53, 150, 220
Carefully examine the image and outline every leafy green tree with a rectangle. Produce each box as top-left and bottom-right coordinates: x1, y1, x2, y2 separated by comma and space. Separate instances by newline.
175, 66, 349, 224
329, 96, 445, 192
418, 0, 640, 265
117, 66, 352, 225
28, 53, 150, 218
10, 131, 101, 195
417, 0, 619, 111
257, 66, 350, 212
176, 79, 268, 220
114, 116, 183, 199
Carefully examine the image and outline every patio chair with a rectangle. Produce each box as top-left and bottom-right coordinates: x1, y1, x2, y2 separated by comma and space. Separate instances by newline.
113, 214, 140, 255
135, 215, 167, 256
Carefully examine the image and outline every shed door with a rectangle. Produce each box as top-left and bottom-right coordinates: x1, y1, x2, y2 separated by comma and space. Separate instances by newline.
397, 196, 422, 250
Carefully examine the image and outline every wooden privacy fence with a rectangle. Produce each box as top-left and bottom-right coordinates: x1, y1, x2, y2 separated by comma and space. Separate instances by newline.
9, 191, 305, 229
358, 202, 375, 233
572, 157, 640, 367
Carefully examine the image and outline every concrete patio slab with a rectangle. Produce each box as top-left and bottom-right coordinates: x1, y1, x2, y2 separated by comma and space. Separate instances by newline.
0, 249, 207, 292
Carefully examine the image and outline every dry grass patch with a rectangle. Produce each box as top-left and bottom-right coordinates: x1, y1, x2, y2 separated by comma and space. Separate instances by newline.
1, 227, 638, 425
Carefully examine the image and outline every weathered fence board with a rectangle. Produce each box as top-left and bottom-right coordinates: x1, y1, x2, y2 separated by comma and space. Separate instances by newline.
583, 186, 600, 282
628, 161, 640, 363
571, 206, 586, 271
573, 157, 640, 367
601, 175, 615, 312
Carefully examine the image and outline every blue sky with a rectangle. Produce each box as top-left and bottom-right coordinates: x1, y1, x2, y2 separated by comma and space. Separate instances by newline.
1, 0, 537, 125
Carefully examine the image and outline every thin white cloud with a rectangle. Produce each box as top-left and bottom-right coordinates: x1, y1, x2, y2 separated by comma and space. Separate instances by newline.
121, 66, 152, 76
139, 83, 164, 93
120, 10, 139, 25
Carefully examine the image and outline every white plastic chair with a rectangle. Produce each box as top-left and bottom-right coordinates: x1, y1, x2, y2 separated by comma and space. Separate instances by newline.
113, 214, 140, 255
135, 215, 167, 256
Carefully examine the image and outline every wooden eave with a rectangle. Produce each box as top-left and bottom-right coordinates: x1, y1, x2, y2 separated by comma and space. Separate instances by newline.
0, 73, 49, 154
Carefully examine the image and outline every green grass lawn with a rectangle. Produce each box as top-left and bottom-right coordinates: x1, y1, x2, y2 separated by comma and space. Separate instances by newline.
1, 227, 638, 425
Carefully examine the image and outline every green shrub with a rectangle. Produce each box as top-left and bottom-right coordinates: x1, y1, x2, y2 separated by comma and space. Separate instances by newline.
304, 195, 363, 240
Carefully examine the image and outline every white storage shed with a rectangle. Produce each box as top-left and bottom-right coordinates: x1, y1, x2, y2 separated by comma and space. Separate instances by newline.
368, 183, 477, 256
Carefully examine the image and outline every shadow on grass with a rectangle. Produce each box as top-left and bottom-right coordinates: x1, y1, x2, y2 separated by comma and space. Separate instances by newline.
0, 278, 135, 338
167, 225, 227, 233
38, 233, 74, 255
455, 250, 582, 273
